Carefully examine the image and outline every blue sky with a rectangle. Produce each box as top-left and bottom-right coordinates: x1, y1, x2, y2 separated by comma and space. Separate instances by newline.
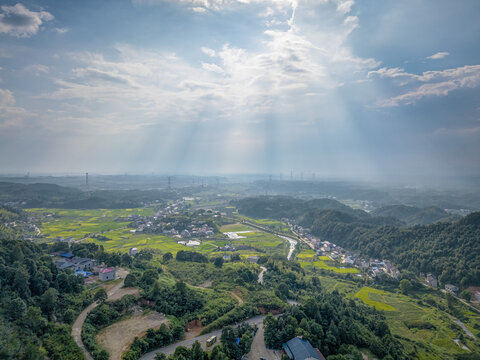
0, 0, 479, 181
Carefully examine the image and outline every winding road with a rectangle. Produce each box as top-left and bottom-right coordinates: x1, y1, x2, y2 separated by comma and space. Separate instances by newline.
258, 266, 267, 284
71, 268, 130, 360
139, 315, 268, 360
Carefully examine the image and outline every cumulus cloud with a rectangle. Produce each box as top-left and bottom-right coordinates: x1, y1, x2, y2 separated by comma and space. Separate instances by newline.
377, 65, 480, 106
427, 51, 449, 60
0, 3, 53, 37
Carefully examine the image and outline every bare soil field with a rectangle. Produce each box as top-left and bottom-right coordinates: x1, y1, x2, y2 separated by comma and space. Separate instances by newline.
97, 310, 168, 360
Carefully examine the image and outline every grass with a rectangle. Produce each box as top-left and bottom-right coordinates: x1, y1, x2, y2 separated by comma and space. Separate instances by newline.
354, 287, 396, 311
86, 231, 186, 254
299, 259, 360, 274
352, 286, 479, 359
297, 250, 315, 259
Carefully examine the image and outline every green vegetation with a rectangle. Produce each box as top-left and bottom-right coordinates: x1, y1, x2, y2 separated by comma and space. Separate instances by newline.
0, 181, 172, 209
299, 259, 360, 274
0, 237, 88, 359
354, 287, 396, 311
264, 291, 406, 359
236, 196, 480, 289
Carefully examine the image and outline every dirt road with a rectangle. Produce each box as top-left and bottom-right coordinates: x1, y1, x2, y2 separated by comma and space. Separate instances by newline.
230, 291, 244, 305
244, 322, 282, 360
71, 268, 130, 360
258, 266, 267, 284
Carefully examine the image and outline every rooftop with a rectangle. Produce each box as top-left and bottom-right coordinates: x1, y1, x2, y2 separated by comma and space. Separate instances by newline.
282, 337, 325, 360
100, 267, 116, 274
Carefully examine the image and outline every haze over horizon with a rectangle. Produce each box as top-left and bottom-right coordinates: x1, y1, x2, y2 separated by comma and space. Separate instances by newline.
1, 0, 480, 182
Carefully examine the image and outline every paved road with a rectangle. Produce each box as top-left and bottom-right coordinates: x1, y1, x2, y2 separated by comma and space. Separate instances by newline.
140, 316, 268, 360
72, 269, 129, 360
278, 236, 297, 260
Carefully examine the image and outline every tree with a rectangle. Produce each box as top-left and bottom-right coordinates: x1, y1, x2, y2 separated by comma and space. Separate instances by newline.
141, 269, 159, 287
63, 309, 76, 325
94, 288, 108, 303
163, 252, 173, 262
13, 267, 31, 299
155, 353, 167, 360
40, 288, 58, 318
191, 341, 204, 360
7, 297, 26, 321
399, 279, 412, 294
22, 307, 47, 334
214, 257, 224, 268
124, 273, 137, 287
460, 289, 472, 302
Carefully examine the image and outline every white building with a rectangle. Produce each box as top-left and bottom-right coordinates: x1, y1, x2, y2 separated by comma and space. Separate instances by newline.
129, 247, 138, 256
99, 267, 116, 281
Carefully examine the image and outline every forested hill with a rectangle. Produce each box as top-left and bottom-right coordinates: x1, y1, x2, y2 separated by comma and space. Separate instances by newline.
0, 181, 171, 209
235, 196, 372, 220
0, 233, 87, 358
371, 205, 460, 226
236, 196, 480, 288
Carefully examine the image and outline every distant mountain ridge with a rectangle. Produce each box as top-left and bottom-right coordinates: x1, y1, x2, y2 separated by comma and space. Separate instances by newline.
0, 181, 171, 209
371, 204, 460, 225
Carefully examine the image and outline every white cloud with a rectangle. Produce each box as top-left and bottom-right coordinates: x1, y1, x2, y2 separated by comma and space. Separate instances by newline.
0, 88, 30, 128
426, 51, 449, 60
377, 64, 480, 106
37, 0, 374, 133
368, 67, 413, 79
201, 47, 216, 56
25, 64, 49, 74
0, 3, 53, 38
55, 27, 68, 34
336, 0, 354, 14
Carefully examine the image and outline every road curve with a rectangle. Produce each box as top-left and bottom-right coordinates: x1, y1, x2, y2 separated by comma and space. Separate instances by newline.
258, 266, 267, 284
71, 269, 129, 360
139, 315, 268, 360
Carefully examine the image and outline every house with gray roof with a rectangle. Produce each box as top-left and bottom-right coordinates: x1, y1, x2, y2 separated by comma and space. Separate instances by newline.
282, 337, 325, 360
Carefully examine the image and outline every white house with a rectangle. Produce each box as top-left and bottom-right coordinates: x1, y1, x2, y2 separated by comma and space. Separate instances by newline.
99, 267, 116, 281
129, 247, 138, 256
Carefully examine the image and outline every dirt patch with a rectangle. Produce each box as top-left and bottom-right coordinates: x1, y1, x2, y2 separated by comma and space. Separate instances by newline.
185, 320, 205, 340
97, 310, 168, 360
107, 287, 140, 302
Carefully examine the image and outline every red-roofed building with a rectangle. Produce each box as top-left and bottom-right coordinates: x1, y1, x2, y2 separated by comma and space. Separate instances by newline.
99, 267, 116, 281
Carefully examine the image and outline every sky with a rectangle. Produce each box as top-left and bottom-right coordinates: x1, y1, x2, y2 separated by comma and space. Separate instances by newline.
0, 0, 480, 182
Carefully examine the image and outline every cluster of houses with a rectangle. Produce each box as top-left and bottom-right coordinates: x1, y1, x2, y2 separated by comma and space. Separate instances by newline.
125, 199, 217, 240
314, 240, 400, 279
52, 252, 116, 281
